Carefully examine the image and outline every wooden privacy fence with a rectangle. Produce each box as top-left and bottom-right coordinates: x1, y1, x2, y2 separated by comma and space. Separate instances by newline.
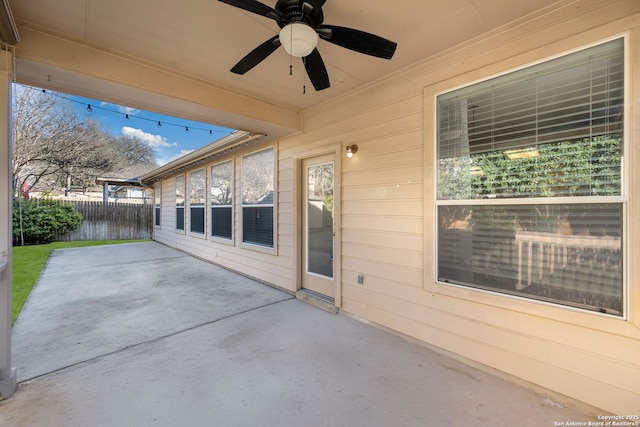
58, 201, 153, 241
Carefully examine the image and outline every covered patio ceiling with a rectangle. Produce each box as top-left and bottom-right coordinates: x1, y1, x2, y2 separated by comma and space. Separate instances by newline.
7, 0, 561, 142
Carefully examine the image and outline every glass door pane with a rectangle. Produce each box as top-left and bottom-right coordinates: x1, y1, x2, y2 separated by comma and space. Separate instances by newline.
306, 162, 334, 278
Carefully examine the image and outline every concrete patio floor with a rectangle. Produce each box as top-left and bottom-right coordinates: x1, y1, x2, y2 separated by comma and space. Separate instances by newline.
0, 242, 603, 426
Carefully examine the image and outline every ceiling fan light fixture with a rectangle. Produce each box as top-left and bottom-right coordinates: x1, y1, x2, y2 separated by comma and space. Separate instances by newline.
279, 22, 318, 57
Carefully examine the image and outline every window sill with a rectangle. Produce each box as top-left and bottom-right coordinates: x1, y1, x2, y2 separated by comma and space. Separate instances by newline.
240, 242, 276, 255
210, 236, 235, 246
424, 277, 632, 336
188, 231, 207, 240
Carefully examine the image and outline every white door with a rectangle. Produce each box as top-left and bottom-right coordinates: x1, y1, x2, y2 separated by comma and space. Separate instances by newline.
302, 154, 335, 297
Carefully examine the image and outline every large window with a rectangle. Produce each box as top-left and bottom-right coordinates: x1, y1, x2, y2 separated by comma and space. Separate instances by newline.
211, 161, 233, 240
242, 148, 274, 247
436, 39, 625, 315
175, 175, 185, 231
190, 169, 206, 234
154, 182, 161, 227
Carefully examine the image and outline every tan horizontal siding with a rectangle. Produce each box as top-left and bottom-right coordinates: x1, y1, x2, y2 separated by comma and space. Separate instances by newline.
342, 214, 423, 235
342, 199, 423, 217
342, 229, 422, 252
343, 164, 422, 188
291, 0, 640, 414
343, 254, 423, 288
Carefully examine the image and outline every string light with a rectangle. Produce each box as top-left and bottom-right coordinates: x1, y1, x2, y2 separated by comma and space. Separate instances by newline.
29, 85, 233, 139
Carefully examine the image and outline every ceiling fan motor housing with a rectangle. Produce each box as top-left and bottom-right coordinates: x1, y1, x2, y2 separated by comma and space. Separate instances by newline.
275, 0, 324, 29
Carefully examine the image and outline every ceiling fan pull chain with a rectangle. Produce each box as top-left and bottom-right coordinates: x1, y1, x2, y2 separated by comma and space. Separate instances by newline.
290, 27, 294, 76
303, 57, 307, 94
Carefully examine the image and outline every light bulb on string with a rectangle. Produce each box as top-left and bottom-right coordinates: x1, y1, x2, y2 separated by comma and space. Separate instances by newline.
25, 85, 234, 139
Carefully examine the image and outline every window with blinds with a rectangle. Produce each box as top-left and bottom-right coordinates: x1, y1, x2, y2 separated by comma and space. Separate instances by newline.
154, 182, 161, 227
175, 175, 185, 231
211, 161, 233, 240
190, 169, 206, 234
241, 148, 275, 248
436, 38, 625, 315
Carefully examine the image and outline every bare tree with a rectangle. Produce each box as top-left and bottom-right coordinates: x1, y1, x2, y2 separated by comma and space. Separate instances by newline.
241, 149, 274, 205
12, 85, 80, 193
12, 84, 158, 195
109, 134, 157, 168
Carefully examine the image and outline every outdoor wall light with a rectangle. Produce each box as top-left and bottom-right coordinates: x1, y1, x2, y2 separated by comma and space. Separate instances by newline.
346, 144, 358, 158
280, 22, 319, 57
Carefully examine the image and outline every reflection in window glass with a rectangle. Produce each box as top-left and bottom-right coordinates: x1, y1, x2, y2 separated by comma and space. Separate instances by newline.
438, 204, 623, 314
436, 39, 625, 315
242, 148, 274, 247
154, 182, 161, 227
307, 162, 334, 278
190, 169, 206, 234
176, 175, 185, 231
211, 161, 233, 240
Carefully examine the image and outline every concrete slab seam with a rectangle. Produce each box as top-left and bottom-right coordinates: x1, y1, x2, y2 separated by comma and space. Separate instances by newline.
17, 296, 295, 384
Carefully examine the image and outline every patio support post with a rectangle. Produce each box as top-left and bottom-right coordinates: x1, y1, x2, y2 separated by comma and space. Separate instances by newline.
103, 181, 109, 203
0, 48, 17, 398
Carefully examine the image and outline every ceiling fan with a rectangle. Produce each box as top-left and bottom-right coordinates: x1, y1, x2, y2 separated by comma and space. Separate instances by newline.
218, 0, 398, 91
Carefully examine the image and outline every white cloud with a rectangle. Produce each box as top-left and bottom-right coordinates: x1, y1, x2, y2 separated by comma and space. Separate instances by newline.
121, 126, 177, 149
102, 102, 140, 116
157, 149, 195, 166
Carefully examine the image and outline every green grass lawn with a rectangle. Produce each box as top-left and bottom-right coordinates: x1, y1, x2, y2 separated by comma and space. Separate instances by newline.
11, 240, 149, 325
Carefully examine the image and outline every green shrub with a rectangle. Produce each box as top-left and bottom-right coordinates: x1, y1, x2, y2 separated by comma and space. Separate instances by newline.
13, 198, 83, 245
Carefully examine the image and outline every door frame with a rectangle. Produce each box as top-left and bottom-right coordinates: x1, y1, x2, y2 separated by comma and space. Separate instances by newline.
294, 143, 342, 308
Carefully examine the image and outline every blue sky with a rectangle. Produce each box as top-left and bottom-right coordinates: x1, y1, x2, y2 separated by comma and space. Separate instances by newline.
58, 89, 235, 166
